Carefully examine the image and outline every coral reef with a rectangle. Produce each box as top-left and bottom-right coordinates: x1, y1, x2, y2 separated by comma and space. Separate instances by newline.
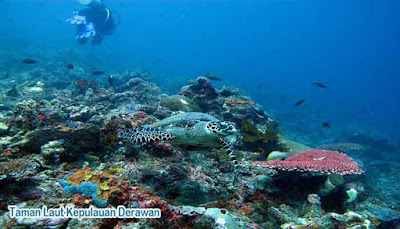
160, 95, 201, 112
240, 119, 286, 154
0, 49, 396, 228
40, 139, 64, 164
112, 77, 161, 104
180, 76, 219, 112
253, 149, 363, 175
74, 78, 98, 94
58, 167, 124, 207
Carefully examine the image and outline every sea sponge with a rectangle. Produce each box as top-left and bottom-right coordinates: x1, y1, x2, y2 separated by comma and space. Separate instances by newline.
59, 177, 108, 207
59, 167, 125, 207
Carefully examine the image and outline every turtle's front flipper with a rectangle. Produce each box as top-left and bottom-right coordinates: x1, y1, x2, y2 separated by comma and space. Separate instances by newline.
219, 138, 238, 170
118, 127, 176, 144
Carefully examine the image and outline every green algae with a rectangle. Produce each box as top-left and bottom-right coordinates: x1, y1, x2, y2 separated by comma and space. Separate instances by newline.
241, 119, 287, 152
242, 119, 267, 143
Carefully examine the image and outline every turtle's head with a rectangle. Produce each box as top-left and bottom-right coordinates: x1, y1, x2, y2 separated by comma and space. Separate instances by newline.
206, 121, 237, 137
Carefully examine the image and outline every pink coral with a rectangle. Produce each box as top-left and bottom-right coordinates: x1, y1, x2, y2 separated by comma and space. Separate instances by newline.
253, 149, 363, 175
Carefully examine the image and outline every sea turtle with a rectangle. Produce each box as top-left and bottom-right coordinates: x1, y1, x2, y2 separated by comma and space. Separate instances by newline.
146, 112, 219, 128
118, 113, 239, 169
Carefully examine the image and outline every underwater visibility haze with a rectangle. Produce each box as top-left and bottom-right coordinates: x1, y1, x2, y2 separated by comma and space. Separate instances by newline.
0, 0, 399, 228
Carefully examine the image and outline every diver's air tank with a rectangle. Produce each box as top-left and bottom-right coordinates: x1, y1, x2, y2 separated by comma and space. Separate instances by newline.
79, 0, 103, 7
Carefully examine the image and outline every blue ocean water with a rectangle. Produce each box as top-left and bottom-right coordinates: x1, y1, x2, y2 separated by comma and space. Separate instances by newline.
1, 0, 399, 143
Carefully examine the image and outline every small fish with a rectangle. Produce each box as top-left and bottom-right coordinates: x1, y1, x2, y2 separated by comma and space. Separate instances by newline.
92, 71, 105, 75
226, 98, 256, 105
256, 84, 263, 89
313, 82, 327, 88
267, 151, 293, 161
322, 122, 330, 128
4, 72, 8, 78
22, 58, 37, 64
205, 73, 222, 81
66, 64, 74, 70
295, 99, 305, 107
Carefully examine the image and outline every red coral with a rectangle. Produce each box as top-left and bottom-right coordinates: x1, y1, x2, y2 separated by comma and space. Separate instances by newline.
113, 185, 179, 222
253, 149, 363, 175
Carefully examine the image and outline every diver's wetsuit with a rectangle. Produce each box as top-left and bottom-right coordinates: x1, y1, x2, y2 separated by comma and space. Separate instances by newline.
78, 6, 115, 45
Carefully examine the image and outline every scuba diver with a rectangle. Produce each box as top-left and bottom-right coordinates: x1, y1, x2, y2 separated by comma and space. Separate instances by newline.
66, 0, 118, 45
